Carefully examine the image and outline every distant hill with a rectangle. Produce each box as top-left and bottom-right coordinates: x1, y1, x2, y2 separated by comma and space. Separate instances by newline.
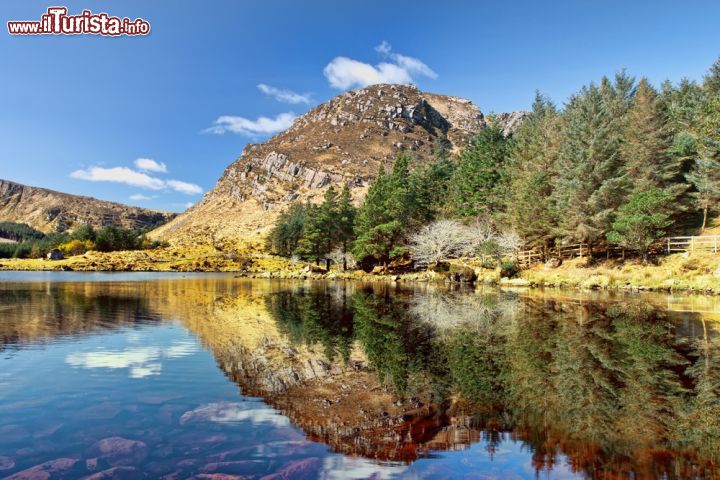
0, 179, 177, 233
151, 83, 526, 244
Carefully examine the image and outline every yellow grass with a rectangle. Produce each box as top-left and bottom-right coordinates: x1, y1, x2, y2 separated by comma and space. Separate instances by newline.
522, 252, 720, 293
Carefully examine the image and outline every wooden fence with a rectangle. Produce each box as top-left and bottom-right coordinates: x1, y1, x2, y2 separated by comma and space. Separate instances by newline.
515, 235, 720, 268
666, 235, 720, 254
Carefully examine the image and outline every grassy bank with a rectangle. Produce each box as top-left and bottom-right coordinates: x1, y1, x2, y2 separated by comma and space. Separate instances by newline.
520, 252, 720, 293
2, 243, 720, 294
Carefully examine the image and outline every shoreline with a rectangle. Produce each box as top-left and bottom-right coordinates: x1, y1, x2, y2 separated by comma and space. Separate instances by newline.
2, 249, 720, 296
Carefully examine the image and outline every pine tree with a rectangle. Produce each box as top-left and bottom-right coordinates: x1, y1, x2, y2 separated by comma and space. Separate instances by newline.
661, 78, 705, 135
622, 78, 684, 196
295, 187, 340, 265
686, 140, 720, 230
266, 203, 307, 256
318, 185, 339, 253
410, 145, 455, 221
600, 71, 635, 119
449, 124, 511, 218
552, 83, 626, 251
506, 92, 561, 250
353, 155, 419, 264
606, 189, 674, 262
335, 183, 356, 269
703, 57, 720, 97
294, 204, 325, 263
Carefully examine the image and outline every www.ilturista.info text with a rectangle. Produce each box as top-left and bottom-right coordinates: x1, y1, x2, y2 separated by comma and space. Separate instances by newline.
7, 7, 150, 36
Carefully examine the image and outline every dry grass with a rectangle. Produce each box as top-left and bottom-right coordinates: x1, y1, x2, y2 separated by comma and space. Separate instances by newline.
0, 242, 298, 274
522, 252, 720, 293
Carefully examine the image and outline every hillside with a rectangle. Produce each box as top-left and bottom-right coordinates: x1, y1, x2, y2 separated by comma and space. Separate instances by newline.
152, 84, 526, 245
0, 179, 176, 234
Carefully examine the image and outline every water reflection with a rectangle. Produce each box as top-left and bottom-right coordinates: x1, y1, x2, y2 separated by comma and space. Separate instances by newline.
264, 283, 720, 477
0, 275, 718, 479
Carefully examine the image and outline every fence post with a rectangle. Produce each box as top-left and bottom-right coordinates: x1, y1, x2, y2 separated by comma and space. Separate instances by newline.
691, 237, 695, 254
715, 236, 718, 254
667, 237, 670, 254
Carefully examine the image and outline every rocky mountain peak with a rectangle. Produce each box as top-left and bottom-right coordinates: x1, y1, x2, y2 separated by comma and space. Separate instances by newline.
152, 84, 527, 243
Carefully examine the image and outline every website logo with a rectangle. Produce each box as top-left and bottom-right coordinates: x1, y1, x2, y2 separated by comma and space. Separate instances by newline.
7, 7, 151, 36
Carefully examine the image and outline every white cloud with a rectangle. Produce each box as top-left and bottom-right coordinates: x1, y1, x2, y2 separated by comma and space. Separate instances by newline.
204, 112, 296, 136
129, 194, 156, 201
375, 40, 392, 56
319, 456, 406, 480
70, 166, 166, 190
65, 342, 198, 379
179, 402, 290, 427
324, 41, 437, 90
72, 165, 202, 196
134, 158, 167, 173
184, 202, 194, 209
163, 341, 198, 358
165, 179, 203, 195
257, 84, 312, 104
66, 347, 161, 379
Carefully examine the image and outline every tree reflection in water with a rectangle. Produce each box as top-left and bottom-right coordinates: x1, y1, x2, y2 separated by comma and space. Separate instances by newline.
266, 284, 720, 478
3, 278, 718, 478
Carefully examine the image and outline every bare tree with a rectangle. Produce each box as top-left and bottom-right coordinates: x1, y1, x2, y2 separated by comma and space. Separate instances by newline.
408, 219, 472, 266
410, 291, 518, 331
327, 247, 357, 270
408, 217, 523, 267
460, 218, 522, 261
460, 217, 498, 256
496, 231, 522, 256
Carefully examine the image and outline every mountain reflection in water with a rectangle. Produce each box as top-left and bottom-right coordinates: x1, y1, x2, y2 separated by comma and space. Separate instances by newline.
0, 274, 718, 479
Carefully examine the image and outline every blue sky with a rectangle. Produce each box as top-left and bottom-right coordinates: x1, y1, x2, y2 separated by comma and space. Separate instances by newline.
1, 0, 719, 212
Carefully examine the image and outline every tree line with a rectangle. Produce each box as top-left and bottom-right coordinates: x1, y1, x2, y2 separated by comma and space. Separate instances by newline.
0, 222, 168, 259
268, 59, 720, 267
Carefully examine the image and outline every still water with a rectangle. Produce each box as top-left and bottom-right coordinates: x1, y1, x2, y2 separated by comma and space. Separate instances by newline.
0, 272, 718, 479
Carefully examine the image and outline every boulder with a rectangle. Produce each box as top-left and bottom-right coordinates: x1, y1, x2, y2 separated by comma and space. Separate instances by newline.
428, 261, 450, 272
303, 264, 326, 274
46, 248, 64, 260
545, 257, 562, 269
371, 265, 387, 275
446, 265, 476, 283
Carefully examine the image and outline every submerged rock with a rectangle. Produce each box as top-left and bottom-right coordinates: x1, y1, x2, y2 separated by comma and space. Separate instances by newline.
260, 457, 322, 479
0, 456, 15, 470
81, 466, 137, 480
191, 474, 247, 480
3, 457, 79, 480
88, 436, 147, 466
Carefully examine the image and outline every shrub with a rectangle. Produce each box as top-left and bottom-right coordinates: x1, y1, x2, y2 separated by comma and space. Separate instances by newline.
500, 260, 519, 279
58, 239, 94, 256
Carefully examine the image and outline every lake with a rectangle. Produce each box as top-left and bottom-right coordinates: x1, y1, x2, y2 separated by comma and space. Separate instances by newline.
0, 272, 718, 479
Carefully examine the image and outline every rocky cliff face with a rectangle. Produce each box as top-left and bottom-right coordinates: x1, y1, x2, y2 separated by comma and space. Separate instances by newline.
0, 179, 176, 233
152, 84, 527, 245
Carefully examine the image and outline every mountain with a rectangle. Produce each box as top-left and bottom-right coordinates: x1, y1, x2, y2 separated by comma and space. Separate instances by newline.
152, 84, 527, 245
0, 179, 177, 233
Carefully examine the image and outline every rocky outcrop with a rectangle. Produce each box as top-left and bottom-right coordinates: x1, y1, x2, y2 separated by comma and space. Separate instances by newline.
153, 84, 526, 244
491, 111, 530, 136
0, 179, 176, 233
